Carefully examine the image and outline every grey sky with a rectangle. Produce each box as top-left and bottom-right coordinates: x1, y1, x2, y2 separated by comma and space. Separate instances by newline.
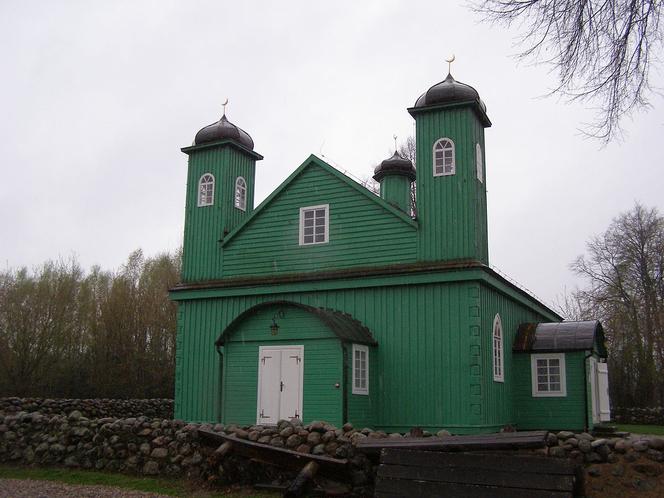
1, 0, 662, 308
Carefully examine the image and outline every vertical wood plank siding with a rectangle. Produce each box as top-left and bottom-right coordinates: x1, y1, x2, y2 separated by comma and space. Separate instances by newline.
415, 107, 488, 263
478, 285, 551, 429
512, 351, 589, 431
182, 146, 256, 282
175, 281, 520, 433
222, 165, 417, 277
380, 175, 411, 214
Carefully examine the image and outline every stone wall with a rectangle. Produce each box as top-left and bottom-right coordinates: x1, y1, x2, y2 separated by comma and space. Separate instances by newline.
0, 398, 173, 420
613, 407, 664, 425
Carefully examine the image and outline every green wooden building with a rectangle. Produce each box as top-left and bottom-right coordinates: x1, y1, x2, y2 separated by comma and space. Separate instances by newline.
170, 71, 610, 433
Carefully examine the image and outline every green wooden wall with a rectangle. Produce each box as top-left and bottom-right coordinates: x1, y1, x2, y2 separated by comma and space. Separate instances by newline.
222, 164, 417, 278
345, 345, 376, 429
379, 174, 411, 214
477, 285, 551, 429
512, 351, 590, 431
414, 106, 488, 264
182, 145, 256, 282
173, 272, 556, 432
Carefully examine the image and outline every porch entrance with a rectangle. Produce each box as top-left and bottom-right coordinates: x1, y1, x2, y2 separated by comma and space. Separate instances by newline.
257, 345, 304, 425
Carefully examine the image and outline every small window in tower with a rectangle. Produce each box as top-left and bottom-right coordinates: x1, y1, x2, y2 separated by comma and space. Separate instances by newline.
299, 204, 329, 245
352, 344, 369, 395
493, 314, 504, 382
234, 177, 247, 211
476, 143, 484, 183
197, 173, 215, 207
433, 138, 455, 176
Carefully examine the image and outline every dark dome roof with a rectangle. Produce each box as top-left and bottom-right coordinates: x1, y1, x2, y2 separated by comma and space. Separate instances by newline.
194, 114, 254, 150
373, 151, 416, 182
413, 73, 487, 114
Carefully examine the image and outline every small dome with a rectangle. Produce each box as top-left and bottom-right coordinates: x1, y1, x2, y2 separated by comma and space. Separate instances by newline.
413, 73, 487, 114
373, 151, 416, 182
194, 114, 254, 150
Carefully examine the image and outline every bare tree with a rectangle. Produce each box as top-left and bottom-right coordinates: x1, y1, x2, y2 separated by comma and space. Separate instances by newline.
473, 1, 663, 142
571, 203, 664, 407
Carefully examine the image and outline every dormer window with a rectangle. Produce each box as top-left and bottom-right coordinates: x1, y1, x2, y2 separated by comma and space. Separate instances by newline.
234, 177, 247, 211
299, 204, 329, 245
433, 138, 455, 176
476, 143, 484, 182
197, 173, 215, 207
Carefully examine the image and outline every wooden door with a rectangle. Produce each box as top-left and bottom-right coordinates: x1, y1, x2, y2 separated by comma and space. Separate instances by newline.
597, 362, 611, 422
257, 346, 304, 424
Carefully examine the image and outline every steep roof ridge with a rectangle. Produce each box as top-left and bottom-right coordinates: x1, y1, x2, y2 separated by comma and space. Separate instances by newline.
220, 154, 417, 247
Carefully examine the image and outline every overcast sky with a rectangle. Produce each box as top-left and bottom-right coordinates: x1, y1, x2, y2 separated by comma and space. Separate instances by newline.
1, 0, 662, 309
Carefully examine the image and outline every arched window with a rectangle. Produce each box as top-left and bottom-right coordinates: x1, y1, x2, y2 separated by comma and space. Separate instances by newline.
476, 143, 483, 182
197, 173, 215, 207
433, 138, 455, 176
493, 314, 504, 382
234, 177, 247, 211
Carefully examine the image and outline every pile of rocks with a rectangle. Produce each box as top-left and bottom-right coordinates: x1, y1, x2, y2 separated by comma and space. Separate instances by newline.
613, 406, 664, 425
0, 398, 173, 420
546, 430, 664, 465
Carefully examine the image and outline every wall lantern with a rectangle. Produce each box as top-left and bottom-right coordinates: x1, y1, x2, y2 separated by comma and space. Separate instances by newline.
270, 310, 285, 336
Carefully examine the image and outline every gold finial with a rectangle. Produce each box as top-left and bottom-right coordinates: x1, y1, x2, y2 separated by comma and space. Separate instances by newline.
222, 98, 229, 116
393, 134, 398, 152
445, 54, 456, 74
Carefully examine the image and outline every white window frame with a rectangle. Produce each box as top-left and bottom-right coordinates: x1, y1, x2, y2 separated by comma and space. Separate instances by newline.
197, 173, 215, 207
433, 138, 455, 177
531, 353, 567, 397
476, 143, 484, 183
492, 314, 504, 382
352, 344, 369, 395
234, 176, 247, 211
299, 204, 329, 246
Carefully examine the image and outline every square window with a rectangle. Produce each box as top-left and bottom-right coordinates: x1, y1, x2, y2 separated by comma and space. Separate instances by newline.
531, 353, 567, 397
299, 205, 329, 245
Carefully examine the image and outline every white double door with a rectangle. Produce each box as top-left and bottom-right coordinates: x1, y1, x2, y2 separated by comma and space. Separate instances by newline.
257, 345, 304, 425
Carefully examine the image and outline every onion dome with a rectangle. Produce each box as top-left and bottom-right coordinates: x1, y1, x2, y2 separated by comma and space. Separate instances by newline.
373, 151, 416, 182
409, 73, 491, 126
194, 114, 254, 150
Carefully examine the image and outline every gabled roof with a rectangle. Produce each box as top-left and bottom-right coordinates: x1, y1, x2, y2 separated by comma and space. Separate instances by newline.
513, 320, 607, 357
215, 300, 378, 346
220, 154, 417, 247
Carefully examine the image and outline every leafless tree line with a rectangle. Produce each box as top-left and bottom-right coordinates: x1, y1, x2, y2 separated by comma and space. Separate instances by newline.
564, 204, 664, 407
0, 249, 180, 399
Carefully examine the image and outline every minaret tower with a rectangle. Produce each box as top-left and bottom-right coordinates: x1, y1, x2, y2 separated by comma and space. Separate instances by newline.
373, 142, 416, 214
408, 64, 491, 264
180, 104, 263, 282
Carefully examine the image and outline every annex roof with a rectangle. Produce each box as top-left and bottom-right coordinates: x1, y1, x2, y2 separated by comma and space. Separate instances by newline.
215, 300, 378, 346
513, 320, 607, 357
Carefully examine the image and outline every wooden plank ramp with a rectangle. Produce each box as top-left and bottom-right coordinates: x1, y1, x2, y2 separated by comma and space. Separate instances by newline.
375, 448, 584, 498
198, 428, 349, 496
356, 430, 549, 456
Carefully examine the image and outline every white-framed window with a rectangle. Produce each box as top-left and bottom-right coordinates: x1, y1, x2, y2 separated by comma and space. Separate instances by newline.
299, 204, 329, 245
234, 176, 247, 211
197, 173, 215, 207
433, 138, 455, 176
352, 344, 369, 395
476, 143, 484, 182
493, 314, 504, 382
531, 353, 567, 397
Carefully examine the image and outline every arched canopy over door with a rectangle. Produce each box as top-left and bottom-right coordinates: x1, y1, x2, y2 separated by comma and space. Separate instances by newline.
215, 301, 377, 426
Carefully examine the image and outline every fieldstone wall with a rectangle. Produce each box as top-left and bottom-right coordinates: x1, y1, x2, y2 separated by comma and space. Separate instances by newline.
613, 407, 664, 425
0, 411, 373, 495
0, 398, 173, 420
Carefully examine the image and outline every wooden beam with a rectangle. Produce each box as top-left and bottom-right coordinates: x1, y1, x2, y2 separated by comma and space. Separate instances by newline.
285, 461, 319, 497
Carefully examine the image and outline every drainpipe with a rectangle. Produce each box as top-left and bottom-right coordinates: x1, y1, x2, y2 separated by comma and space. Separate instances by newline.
583, 351, 593, 432
216, 345, 224, 423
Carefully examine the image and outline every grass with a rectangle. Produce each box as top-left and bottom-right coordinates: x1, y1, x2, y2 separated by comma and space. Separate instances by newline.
0, 465, 278, 497
615, 424, 664, 436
